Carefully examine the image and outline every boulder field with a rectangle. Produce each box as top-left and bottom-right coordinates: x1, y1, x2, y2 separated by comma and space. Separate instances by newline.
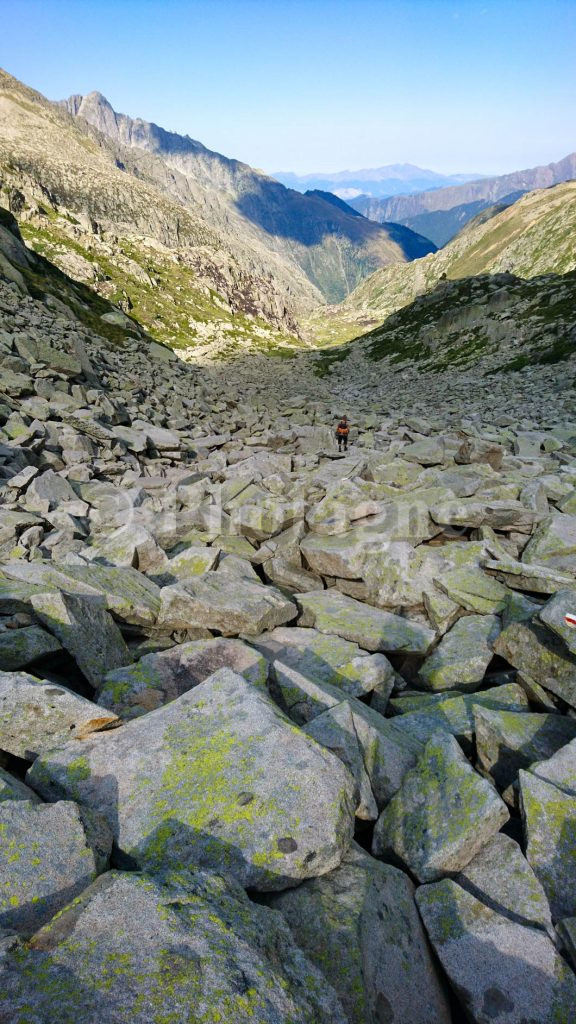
1, 268, 576, 1022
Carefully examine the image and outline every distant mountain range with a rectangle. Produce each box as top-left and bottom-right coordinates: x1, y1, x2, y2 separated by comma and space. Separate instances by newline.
273, 164, 485, 200
350, 153, 576, 245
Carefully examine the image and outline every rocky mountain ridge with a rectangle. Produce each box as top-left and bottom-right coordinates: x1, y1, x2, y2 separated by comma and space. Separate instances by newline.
0, 69, 433, 357
352, 151, 576, 245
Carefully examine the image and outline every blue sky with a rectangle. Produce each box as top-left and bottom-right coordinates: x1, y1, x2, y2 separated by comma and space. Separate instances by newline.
1, 0, 575, 175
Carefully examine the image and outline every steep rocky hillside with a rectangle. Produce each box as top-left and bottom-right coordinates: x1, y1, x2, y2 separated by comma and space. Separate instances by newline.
56, 84, 434, 301
352, 151, 576, 245
307, 180, 576, 348
2, 182, 576, 1021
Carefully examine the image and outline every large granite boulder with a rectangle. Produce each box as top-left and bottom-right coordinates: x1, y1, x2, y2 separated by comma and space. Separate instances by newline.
416, 878, 576, 1024
519, 769, 576, 921
268, 844, 451, 1024
418, 614, 501, 692
157, 573, 296, 634
372, 732, 508, 881
99, 638, 268, 719
28, 669, 356, 891
296, 590, 435, 654
0, 671, 118, 761
0, 870, 349, 1023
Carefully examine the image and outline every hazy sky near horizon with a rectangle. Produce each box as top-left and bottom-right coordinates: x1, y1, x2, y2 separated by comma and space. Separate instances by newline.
1, 0, 575, 176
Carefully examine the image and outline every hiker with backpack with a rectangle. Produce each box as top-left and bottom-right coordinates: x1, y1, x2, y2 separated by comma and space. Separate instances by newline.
335, 415, 350, 452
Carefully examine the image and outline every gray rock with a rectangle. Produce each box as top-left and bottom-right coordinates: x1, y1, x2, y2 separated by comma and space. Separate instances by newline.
0, 799, 111, 935
522, 512, 576, 574
529, 736, 576, 796
538, 588, 576, 655
416, 878, 576, 1024
0, 625, 61, 671
296, 589, 435, 653
0, 671, 118, 760
493, 620, 576, 709
268, 844, 451, 1024
28, 669, 355, 891
31, 590, 132, 689
474, 708, 576, 791
372, 732, 508, 881
99, 637, 268, 719
254, 625, 394, 700
304, 703, 378, 820
519, 769, 576, 921
456, 832, 553, 934
24, 469, 77, 512
455, 436, 505, 469
0, 768, 40, 804
0, 869, 349, 1023
391, 683, 529, 746
157, 572, 296, 635
418, 614, 501, 692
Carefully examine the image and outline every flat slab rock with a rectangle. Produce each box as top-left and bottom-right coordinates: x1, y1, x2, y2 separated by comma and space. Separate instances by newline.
28, 669, 355, 891
157, 572, 297, 635
416, 878, 576, 1024
0, 671, 118, 761
268, 843, 451, 1024
0, 870, 348, 1024
0, 799, 111, 936
99, 637, 268, 719
529, 736, 576, 797
296, 589, 435, 654
372, 731, 508, 881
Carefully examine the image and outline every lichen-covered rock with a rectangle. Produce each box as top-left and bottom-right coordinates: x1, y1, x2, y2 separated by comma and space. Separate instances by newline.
0, 799, 111, 935
418, 614, 501, 692
28, 669, 356, 891
30, 590, 132, 689
474, 708, 576, 791
0, 870, 349, 1024
519, 769, 576, 921
157, 572, 297, 634
252, 626, 394, 702
0, 671, 118, 760
456, 832, 553, 935
296, 589, 435, 654
390, 683, 529, 746
416, 878, 576, 1024
493, 619, 576, 709
522, 512, 576, 574
0, 624, 61, 671
372, 732, 508, 881
99, 638, 267, 719
557, 916, 576, 971
268, 844, 451, 1024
